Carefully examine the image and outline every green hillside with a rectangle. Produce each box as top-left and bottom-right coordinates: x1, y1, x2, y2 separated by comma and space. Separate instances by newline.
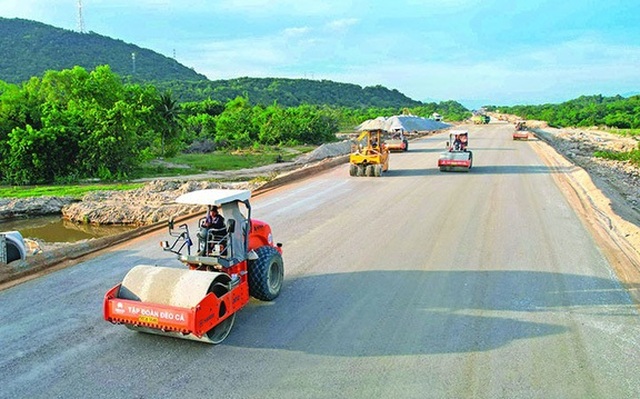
0, 17, 207, 83
0, 17, 448, 110
155, 78, 425, 108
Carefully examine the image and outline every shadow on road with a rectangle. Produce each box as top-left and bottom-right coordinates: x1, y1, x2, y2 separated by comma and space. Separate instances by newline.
384, 168, 442, 177
401, 148, 443, 153
218, 270, 636, 356
88, 264, 638, 369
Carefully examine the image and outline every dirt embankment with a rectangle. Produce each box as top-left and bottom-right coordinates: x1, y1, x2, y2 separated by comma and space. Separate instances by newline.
491, 112, 640, 302
489, 112, 640, 216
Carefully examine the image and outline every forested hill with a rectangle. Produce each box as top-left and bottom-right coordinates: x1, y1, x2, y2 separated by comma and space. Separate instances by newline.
487, 94, 640, 128
0, 17, 434, 109
154, 78, 424, 108
0, 17, 207, 83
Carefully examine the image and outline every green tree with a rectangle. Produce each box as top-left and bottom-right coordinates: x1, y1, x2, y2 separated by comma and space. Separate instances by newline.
156, 91, 182, 157
215, 96, 259, 148
0, 65, 157, 184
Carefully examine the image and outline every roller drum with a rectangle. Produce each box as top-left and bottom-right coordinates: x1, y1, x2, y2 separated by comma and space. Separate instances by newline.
118, 265, 233, 344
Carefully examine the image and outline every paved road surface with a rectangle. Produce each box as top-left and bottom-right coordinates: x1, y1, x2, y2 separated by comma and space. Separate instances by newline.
2, 123, 639, 398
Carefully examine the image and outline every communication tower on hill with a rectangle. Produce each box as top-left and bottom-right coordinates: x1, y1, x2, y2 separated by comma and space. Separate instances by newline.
77, 0, 86, 33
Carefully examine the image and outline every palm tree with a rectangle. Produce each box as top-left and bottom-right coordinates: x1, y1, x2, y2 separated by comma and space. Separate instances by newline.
157, 91, 181, 157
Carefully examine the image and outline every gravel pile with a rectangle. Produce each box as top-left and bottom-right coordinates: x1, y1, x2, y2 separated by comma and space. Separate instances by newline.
294, 140, 351, 164
356, 115, 450, 132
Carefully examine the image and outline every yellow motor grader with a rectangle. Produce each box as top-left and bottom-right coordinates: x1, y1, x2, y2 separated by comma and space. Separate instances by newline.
349, 129, 389, 177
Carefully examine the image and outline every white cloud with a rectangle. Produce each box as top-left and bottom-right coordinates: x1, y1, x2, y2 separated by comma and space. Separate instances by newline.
326, 18, 359, 31
88, 0, 188, 8
309, 35, 640, 105
176, 23, 640, 105
283, 27, 311, 37
404, 0, 483, 12
520, 35, 640, 68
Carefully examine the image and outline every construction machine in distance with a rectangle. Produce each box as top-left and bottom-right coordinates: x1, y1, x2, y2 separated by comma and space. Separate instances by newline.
386, 130, 409, 152
103, 189, 284, 344
349, 129, 389, 177
472, 115, 490, 124
513, 121, 529, 140
437, 130, 473, 172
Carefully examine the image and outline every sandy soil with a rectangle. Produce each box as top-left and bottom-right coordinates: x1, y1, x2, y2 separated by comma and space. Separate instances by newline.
490, 113, 640, 303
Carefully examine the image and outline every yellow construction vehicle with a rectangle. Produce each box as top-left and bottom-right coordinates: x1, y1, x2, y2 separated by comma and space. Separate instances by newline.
349, 129, 389, 177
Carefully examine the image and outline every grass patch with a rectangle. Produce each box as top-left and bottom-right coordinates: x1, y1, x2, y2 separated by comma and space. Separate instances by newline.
594, 148, 640, 167
0, 145, 317, 197
169, 152, 275, 170
172, 146, 314, 170
0, 183, 144, 199
133, 145, 316, 179
132, 165, 200, 179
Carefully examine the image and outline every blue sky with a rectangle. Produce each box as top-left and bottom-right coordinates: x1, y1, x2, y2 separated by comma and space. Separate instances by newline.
2, 0, 639, 109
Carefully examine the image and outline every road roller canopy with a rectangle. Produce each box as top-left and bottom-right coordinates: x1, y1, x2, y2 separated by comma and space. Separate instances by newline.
449, 129, 468, 137
447, 130, 469, 152
175, 189, 251, 206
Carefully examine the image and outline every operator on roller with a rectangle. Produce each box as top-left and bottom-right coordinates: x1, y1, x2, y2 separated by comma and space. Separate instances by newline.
198, 205, 226, 255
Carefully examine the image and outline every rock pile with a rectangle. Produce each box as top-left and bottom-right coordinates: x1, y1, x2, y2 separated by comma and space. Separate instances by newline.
0, 196, 76, 221
61, 180, 260, 225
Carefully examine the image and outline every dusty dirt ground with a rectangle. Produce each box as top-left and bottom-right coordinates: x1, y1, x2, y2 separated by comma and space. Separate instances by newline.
491, 113, 640, 302
490, 113, 639, 220
60, 141, 354, 225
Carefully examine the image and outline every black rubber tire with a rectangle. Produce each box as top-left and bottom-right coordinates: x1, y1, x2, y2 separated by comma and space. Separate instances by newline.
374, 164, 382, 177
349, 164, 357, 176
365, 165, 374, 177
468, 151, 473, 169
356, 165, 365, 177
403, 140, 409, 151
248, 246, 284, 301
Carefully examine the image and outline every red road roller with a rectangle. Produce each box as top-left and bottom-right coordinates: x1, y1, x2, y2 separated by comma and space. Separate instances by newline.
104, 189, 284, 344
